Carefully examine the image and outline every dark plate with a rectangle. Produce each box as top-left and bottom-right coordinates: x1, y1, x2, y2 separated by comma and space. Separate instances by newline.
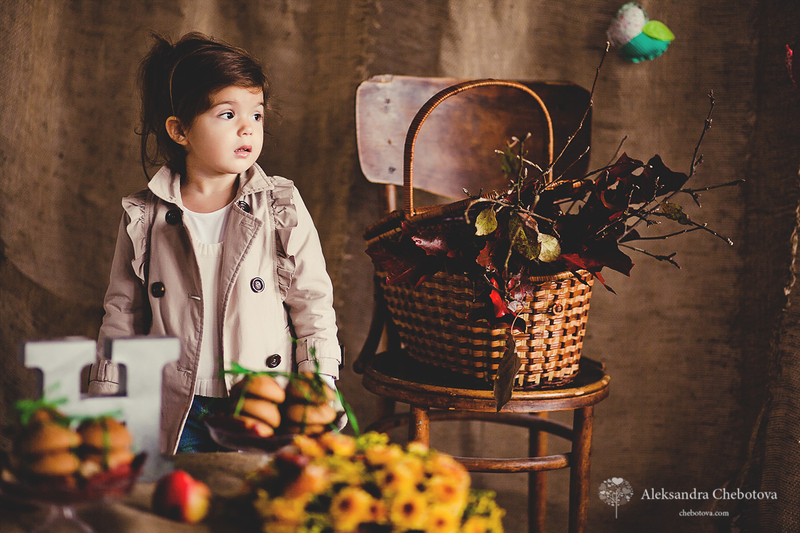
204, 416, 295, 453
0, 452, 146, 506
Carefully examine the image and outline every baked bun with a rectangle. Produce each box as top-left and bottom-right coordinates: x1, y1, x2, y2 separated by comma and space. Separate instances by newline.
232, 375, 286, 404
283, 423, 327, 435
240, 399, 281, 428
25, 451, 81, 477
17, 422, 81, 455
76, 417, 135, 475
285, 403, 337, 426
286, 373, 336, 404
232, 415, 276, 438
78, 417, 133, 450
81, 448, 136, 471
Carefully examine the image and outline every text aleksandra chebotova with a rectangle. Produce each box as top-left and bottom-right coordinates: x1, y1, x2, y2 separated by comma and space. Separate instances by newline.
641, 488, 778, 501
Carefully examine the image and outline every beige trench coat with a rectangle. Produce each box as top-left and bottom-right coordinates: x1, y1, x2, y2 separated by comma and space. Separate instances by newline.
89, 164, 340, 454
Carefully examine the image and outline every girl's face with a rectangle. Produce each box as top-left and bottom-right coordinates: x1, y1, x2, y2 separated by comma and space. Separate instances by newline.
179, 85, 264, 183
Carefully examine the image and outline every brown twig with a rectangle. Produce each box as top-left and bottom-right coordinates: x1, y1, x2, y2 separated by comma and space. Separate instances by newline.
541, 42, 610, 191
620, 244, 681, 268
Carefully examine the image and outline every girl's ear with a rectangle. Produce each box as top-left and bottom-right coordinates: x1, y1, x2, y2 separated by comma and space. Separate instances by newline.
165, 116, 188, 145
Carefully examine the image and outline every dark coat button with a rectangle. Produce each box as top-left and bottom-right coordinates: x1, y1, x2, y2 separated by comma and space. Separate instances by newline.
165, 209, 182, 225
250, 277, 265, 293
237, 200, 251, 213
151, 282, 165, 298
266, 354, 281, 368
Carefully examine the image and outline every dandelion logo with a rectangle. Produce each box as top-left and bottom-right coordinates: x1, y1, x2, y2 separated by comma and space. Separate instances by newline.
598, 477, 633, 518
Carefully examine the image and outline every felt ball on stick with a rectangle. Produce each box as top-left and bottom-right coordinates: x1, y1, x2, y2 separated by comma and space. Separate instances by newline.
607, 2, 675, 63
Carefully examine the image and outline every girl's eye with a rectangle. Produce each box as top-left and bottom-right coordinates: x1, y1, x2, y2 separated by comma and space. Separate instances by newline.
220, 111, 234, 119
254, 112, 263, 122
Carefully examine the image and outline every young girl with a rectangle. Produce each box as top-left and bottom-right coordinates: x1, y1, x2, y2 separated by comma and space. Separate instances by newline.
88, 32, 342, 454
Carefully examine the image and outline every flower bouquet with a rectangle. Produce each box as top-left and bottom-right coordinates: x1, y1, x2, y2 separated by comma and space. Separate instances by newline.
234, 432, 504, 533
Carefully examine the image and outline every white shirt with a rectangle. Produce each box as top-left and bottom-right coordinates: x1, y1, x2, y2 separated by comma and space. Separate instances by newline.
184, 205, 229, 397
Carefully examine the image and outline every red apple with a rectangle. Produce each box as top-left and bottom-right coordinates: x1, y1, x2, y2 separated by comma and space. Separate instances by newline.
152, 470, 212, 524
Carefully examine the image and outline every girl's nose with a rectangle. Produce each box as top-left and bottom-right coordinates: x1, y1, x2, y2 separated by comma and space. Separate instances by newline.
240, 119, 255, 135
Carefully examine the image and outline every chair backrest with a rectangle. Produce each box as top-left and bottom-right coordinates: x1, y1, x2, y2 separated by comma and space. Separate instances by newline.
355, 75, 592, 209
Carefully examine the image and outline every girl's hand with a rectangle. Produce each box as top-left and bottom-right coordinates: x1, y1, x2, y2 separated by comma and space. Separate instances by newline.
319, 374, 348, 431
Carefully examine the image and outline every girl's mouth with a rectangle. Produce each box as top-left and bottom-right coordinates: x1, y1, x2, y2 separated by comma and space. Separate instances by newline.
235, 145, 252, 156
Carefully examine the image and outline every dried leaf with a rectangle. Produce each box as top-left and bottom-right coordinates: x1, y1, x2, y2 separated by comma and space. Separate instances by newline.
538, 233, 561, 262
659, 201, 691, 224
365, 240, 428, 286
508, 214, 540, 261
411, 233, 450, 256
500, 143, 521, 178
493, 332, 521, 411
476, 241, 496, 269
475, 208, 498, 236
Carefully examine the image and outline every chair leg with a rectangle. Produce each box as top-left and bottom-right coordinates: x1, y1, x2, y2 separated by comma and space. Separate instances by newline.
568, 406, 594, 533
376, 397, 396, 420
409, 405, 430, 444
529, 412, 548, 533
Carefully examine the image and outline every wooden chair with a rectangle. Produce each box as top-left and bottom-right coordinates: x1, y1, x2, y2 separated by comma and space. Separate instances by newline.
353, 75, 610, 533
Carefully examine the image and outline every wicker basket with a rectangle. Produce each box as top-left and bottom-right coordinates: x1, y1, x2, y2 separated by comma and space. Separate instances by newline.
366, 79, 595, 389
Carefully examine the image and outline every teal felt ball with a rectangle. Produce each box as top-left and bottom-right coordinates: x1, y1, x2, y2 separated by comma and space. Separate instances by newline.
607, 3, 675, 63
621, 32, 672, 63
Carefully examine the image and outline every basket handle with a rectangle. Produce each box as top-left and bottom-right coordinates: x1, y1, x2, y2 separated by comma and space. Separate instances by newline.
403, 79, 554, 216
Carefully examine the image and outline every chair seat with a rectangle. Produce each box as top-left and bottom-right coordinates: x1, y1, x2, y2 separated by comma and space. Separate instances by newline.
360, 350, 609, 533
362, 350, 610, 413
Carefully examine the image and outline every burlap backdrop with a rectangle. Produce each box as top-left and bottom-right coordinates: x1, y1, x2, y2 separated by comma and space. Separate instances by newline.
1, 1, 798, 531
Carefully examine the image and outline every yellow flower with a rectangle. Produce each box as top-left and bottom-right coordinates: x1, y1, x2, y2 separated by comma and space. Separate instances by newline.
292, 434, 325, 458
428, 475, 468, 511
356, 431, 390, 450
425, 505, 460, 533
407, 440, 429, 455
461, 516, 491, 533
364, 443, 404, 467
256, 494, 309, 531
399, 455, 426, 480
378, 456, 424, 493
389, 492, 428, 530
325, 455, 367, 486
427, 453, 470, 491
368, 498, 388, 524
284, 464, 330, 498
318, 432, 357, 457
330, 486, 373, 532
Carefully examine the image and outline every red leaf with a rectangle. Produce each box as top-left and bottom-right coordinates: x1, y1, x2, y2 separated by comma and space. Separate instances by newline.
476, 241, 496, 270
488, 278, 511, 318
411, 233, 450, 257
365, 240, 428, 286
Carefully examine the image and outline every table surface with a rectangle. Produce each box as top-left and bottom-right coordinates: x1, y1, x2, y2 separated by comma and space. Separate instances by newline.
0, 452, 270, 533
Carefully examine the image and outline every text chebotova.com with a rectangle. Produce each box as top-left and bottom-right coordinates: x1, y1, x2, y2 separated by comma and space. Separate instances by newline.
641, 487, 777, 501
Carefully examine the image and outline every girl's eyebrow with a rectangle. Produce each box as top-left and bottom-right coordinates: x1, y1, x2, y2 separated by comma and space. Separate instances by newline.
211, 100, 265, 108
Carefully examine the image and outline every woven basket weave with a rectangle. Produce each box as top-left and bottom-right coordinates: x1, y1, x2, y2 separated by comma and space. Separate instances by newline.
378, 270, 593, 387
367, 79, 595, 388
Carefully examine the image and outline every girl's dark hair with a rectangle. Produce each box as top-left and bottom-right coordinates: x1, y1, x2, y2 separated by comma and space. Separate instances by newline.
138, 32, 271, 179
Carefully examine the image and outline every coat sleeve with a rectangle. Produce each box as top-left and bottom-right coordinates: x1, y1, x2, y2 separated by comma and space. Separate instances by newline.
280, 187, 341, 378
88, 193, 150, 395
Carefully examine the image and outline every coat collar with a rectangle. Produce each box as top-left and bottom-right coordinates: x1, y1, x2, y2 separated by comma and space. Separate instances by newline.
148, 163, 275, 206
